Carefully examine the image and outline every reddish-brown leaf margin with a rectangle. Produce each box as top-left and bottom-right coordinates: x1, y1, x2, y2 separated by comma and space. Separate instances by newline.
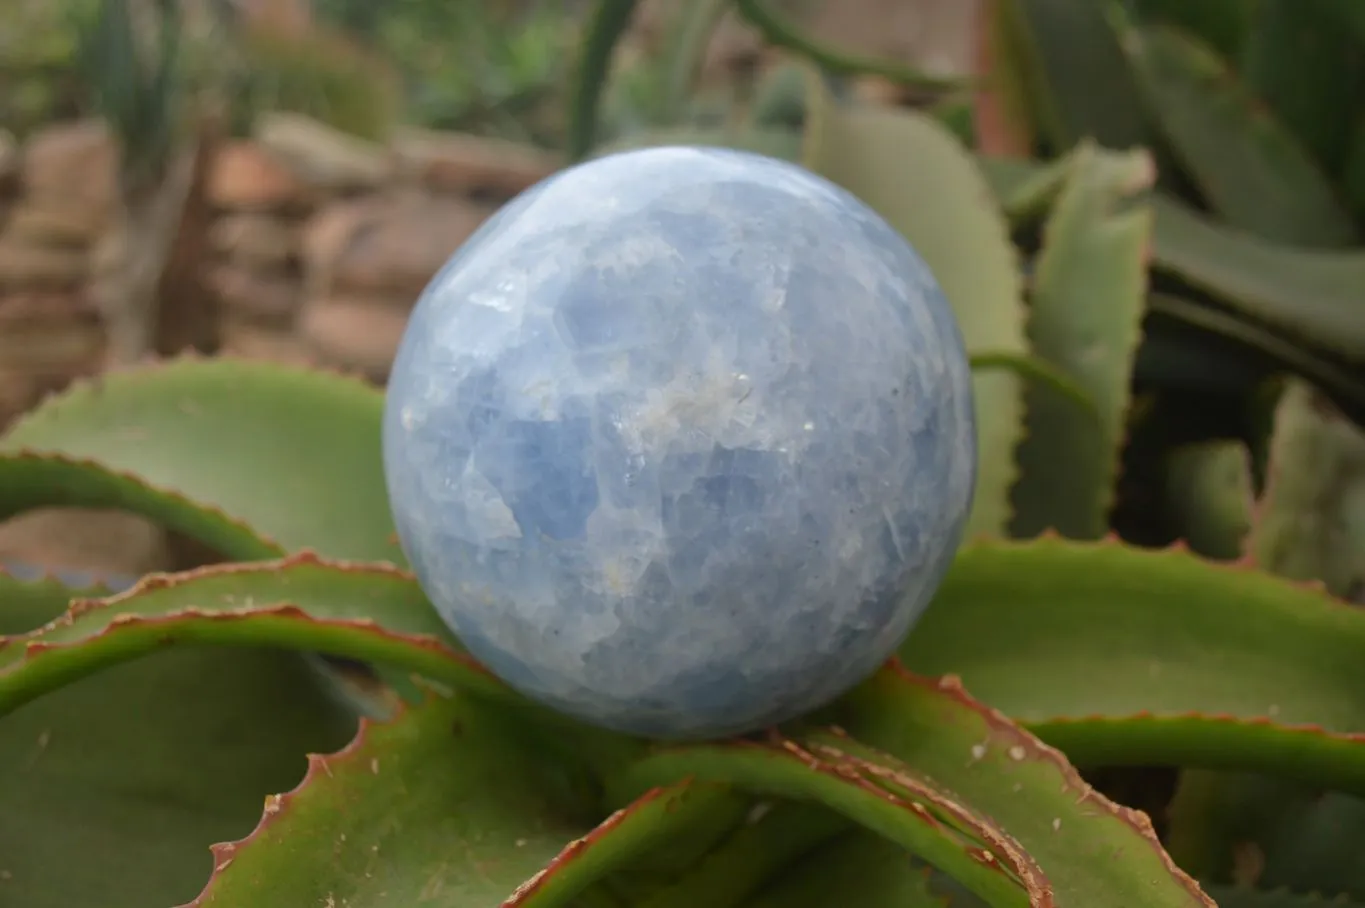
840, 664, 1216, 907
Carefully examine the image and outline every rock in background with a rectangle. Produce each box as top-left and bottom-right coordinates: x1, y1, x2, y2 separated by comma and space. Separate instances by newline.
0, 120, 112, 428
206, 136, 316, 365
297, 127, 556, 381
0, 0, 977, 580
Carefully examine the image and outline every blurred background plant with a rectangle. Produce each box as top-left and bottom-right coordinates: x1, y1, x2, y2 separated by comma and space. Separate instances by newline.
6, 0, 1365, 902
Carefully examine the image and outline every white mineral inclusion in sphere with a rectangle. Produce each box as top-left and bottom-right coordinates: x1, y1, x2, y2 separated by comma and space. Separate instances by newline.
382, 146, 977, 740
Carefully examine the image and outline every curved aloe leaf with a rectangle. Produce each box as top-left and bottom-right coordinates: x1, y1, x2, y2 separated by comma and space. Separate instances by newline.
978, 156, 1365, 363
802, 74, 1028, 538
0, 553, 646, 775
997, 0, 1157, 151
0, 555, 485, 714
904, 537, 1365, 791
615, 729, 1042, 908
1170, 378, 1365, 897
1250, 379, 1365, 595
1151, 198, 1365, 361
189, 690, 736, 907
1010, 143, 1153, 540
1, 642, 356, 907
1143, 294, 1365, 423
833, 664, 1212, 907
1114, 20, 1358, 246
0, 358, 401, 563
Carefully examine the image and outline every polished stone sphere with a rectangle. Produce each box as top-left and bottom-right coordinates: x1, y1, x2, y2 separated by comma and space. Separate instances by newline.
382, 146, 976, 739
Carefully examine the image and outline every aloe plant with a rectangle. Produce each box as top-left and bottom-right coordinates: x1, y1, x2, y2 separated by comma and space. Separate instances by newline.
8, 1, 1365, 905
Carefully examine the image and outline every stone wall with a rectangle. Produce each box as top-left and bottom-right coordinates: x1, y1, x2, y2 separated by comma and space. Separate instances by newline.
0, 121, 113, 422
0, 113, 561, 430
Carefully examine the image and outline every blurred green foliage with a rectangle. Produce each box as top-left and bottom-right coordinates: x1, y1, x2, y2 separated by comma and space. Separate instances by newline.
1, 0, 101, 135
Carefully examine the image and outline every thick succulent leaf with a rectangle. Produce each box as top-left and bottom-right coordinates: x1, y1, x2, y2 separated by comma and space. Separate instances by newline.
0, 555, 486, 714
1, 642, 356, 907
1239, 0, 1364, 178
1150, 198, 1365, 361
0, 554, 646, 775
0, 358, 402, 563
1010, 143, 1153, 540
1169, 380, 1365, 897
191, 690, 730, 907
1114, 20, 1358, 247
1143, 294, 1365, 425
801, 74, 1028, 538
997, 0, 1157, 151
1165, 440, 1255, 561
1249, 379, 1365, 596
904, 537, 1365, 792
978, 156, 1365, 364
831, 664, 1212, 907
744, 834, 950, 907
614, 727, 1042, 908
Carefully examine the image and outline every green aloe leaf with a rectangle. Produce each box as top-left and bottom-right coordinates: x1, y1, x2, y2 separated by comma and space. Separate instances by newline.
1167, 379, 1365, 898
802, 74, 1028, 538
0, 358, 401, 563
1114, 20, 1359, 247
616, 724, 1042, 908
997, 0, 1157, 152
1249, 379, 1365, 595
830, 664, 1212, 907
904, 537, 1365, 792
977, 155, 1365, 363
190, 689, 738, 907
0, 561, 357, 908
1143, 294, 1365, 424
1165, 440, 1256, 561
1151, 197, 1365, 360
1010, 143, 1154, 539
1239, 0, 1364, 177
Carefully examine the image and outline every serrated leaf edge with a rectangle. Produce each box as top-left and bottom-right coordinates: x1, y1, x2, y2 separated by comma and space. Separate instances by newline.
880, 664, 1216, 907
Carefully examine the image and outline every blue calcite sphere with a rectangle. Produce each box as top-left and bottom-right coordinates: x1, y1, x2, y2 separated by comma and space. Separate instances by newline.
382, 146, 976, 740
